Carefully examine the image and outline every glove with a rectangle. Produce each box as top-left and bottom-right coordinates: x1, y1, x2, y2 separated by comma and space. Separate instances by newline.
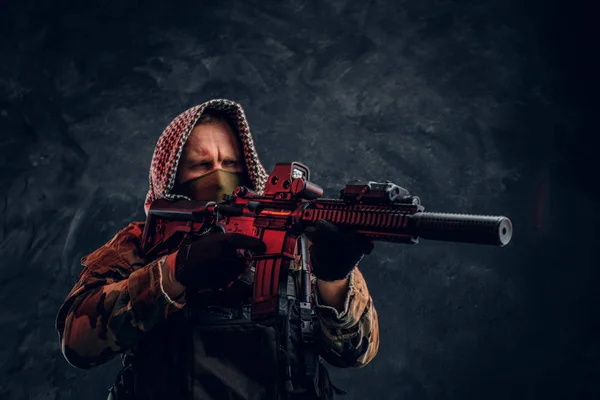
303, 219, 374, 281
174, 232, 266, 290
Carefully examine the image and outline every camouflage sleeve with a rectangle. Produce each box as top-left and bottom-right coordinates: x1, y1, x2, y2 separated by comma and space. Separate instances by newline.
55, 223, 186, 369
312, 267, 380, 368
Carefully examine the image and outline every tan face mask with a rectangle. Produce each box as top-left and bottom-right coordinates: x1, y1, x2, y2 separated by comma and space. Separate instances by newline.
175, 169, 242, 202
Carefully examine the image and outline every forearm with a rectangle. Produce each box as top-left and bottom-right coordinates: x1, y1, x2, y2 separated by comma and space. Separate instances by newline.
313, 268, 380, 368
316, 277, 350, 311
57, 252, 184, 369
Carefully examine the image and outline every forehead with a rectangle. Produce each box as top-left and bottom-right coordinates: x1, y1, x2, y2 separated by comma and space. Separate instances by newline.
182, 121, 241, 157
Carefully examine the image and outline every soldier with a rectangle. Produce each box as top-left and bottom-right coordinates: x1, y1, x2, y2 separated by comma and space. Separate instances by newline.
55, 99, 380, 400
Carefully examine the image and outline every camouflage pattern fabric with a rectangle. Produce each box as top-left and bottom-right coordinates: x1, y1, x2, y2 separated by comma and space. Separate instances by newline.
56, 99, 379, 376
56, 221, 379, 369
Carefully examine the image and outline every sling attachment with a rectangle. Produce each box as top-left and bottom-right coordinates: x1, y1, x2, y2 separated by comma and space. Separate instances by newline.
299, 235, 318, 381
299, 235, 347, 398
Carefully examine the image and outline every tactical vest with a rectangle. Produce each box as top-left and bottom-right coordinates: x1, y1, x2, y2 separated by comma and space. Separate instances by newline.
107, 264, 345, 400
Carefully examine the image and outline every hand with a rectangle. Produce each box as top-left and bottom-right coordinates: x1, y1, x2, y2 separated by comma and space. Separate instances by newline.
303, 219, 374, 282
173, 232, 266, 290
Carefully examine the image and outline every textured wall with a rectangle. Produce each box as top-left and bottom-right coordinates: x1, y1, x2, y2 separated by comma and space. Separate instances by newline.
0, 0, 597, 399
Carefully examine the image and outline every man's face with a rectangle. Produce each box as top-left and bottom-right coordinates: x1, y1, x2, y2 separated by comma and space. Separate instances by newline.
174, 121, 244, 200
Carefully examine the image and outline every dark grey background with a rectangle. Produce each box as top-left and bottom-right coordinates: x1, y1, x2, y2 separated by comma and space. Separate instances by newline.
1, 0, 598, 399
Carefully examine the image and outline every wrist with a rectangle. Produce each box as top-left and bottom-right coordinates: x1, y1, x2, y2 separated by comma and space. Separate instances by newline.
163, 252, 186, 298
316, 276, 350, 311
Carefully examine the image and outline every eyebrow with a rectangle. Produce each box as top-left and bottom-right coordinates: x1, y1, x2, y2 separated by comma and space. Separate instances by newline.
186, 156, 239, 164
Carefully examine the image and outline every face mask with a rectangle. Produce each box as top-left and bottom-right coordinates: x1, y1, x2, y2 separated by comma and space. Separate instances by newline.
174, 169, 242, 202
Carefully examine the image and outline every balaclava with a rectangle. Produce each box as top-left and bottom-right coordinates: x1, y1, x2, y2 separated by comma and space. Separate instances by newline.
173, 168, 244, 204
144, 99, 269, 215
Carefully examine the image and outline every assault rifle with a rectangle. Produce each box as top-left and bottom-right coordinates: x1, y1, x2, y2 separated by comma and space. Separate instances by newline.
141, 162, 513, 325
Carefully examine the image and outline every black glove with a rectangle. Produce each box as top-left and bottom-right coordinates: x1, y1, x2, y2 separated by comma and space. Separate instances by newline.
303, 219, 374, 281
174, 232, 266, 290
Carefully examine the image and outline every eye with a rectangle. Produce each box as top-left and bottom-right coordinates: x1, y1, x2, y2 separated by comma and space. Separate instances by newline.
194, 162, 212, 169
223, 160, 237, 167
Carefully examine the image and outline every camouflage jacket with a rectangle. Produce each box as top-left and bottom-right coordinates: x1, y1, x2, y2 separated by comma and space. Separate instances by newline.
56, 221, 380, 373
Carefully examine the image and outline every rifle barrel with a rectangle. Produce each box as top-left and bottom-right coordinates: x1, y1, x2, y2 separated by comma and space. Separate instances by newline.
411, 212, 512, 246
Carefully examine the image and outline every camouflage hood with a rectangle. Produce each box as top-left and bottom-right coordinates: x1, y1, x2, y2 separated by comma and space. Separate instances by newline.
144, 99, 269, 215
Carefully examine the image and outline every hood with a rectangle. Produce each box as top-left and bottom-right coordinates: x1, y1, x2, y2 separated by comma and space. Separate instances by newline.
144, 99, 269, 215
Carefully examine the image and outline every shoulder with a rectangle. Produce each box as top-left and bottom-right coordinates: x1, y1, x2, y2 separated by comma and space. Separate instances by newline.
81, 221, 147, 270
106, 221, 147, 267
107, 221, 146, 247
